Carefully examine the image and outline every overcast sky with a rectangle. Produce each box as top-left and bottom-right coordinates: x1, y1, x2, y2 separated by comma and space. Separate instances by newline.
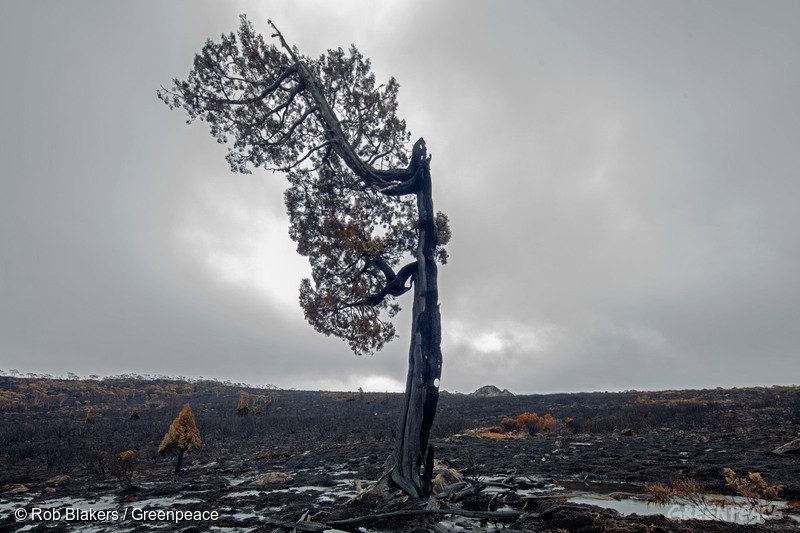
1, 1, 799, 394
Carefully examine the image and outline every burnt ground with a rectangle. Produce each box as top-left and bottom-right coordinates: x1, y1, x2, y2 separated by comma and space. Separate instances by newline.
0, 376, 798, 532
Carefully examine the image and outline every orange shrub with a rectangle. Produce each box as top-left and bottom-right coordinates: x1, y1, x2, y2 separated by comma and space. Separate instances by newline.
539, 413, 559, 433
501, 412, 560, 434
158, 403, 201, 474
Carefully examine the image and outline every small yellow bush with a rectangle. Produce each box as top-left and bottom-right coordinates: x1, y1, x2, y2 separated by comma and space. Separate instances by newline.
472, 430, 525, 441
158, 403, 201, 474
723, 468, 783, 508
646, 468, 784, 521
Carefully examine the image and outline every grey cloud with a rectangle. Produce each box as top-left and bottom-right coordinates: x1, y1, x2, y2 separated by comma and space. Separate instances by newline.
1, 1, 798, 392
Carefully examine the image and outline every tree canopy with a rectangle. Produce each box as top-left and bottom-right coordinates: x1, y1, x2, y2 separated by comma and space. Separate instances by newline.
158, 403, 202, 457
159, 16, 449, 356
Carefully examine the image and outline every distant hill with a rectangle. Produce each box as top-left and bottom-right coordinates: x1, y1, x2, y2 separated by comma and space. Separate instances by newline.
471, 385, 514, 397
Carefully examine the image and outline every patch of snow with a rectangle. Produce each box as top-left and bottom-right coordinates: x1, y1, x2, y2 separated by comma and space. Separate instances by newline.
220, 490, 263, 498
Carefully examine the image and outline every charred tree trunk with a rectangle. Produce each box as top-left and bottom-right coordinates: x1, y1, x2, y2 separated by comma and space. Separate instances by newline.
389, 152, 442, 498
174, 448, 184, 475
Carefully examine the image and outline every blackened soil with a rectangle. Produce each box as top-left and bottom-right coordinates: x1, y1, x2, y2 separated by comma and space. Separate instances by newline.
0, 377, 798, 532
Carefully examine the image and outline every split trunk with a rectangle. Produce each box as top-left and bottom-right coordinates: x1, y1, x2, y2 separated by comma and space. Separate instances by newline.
388, 155, 443, 498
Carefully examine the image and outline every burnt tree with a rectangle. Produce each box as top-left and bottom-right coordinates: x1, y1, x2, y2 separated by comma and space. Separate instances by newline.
158, 17, 449, 497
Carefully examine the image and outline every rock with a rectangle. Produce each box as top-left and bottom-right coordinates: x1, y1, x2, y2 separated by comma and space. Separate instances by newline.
253, 472, 293, 485
470, 385, 514, 397
431, 467, 464, 495
771, 438, 800, 455
6, 484, 28, 494
619, 428, 634, 437
45, 475, 71, 486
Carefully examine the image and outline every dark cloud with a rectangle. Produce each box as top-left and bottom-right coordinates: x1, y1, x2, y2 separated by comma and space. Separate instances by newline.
1, 1, 798, 392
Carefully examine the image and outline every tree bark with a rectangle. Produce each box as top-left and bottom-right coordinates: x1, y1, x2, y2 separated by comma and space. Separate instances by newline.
174, 448, 184, 475
389, 148, 442, 498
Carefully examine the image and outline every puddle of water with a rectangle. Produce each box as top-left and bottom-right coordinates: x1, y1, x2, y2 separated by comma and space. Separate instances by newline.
557, 479, 644, 494
568, 494, 799, 525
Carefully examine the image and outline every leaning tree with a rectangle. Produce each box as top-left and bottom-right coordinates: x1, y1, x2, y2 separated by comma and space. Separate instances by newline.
159, 16, 449, 497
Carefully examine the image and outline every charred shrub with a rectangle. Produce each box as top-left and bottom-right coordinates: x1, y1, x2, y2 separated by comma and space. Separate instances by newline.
83, 450, 111, 481
110, 450, 138, 490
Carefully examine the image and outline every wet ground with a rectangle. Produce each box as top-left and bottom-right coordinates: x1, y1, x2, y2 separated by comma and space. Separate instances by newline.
2, 435, 798, 532
1, 380, 798, 531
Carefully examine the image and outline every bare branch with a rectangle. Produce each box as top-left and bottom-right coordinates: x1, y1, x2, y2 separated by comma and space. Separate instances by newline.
256, 105, 319, 147
269, 140, 334, 172
210, 64, 298, 105
268, 19, 301, 63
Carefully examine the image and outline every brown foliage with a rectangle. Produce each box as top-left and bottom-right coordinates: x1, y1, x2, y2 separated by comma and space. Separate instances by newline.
110, 450, 138, 489
723, 468, 783, 509
236, 392, 249, 416
251, 393, 273, 415
501, 412, 560, 434
645, 468, 785, 521
158, 403, 201, 456
471, 430, 526, 441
